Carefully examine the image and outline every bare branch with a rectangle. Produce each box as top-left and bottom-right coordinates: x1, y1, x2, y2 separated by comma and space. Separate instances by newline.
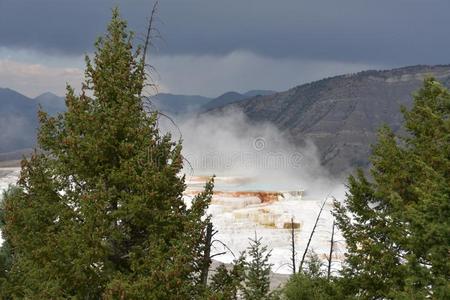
275, 263, 291, 273
212, 239, 236, 258
299, 195, 332, 271
290, 217, 297, 274
327, 220, 336, 279
142, 1, 159, 66
210, 251, 227, 259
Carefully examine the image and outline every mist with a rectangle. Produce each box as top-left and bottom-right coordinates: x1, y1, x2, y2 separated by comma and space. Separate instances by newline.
0, 115, 36, 153
160, 108, 345, 200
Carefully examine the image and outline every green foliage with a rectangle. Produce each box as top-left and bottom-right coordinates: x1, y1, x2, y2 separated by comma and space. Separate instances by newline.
282, 251, 344, 300
304, 251, 324, 278
283, 273, 340, 300
0, 8, 212, 299
0, 188, 14, 290
208, 237, 279, 300
208, 256, 246, 300
334, 78, 450, 299
241, 236, 278, 300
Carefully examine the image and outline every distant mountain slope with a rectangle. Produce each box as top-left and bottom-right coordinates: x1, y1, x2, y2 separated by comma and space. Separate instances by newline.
201, 90, 276, 112
151, 90, 276, 116
0, 88, 38, 153
0, 89, 66, 156
207, 65, 450, 174
243, 90, 278, 98
0, 88, 272, 156
4, 65, 450, 173
150, 93, 211, 116
34, 92, 66, 115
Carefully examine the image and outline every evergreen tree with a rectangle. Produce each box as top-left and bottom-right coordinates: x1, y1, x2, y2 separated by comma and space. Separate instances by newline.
208, 256, 246, 300
208, 237, 278, 300
0, 188, 14, 289
282, 272, 340, 300
282, 252, 344, 300
242, 236, 277, 300
334, 78, 450, 299
0, 9, 212, 299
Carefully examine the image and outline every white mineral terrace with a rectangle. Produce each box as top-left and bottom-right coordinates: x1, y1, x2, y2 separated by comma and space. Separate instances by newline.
185, 175, 344, 274
0, 169, 344, 275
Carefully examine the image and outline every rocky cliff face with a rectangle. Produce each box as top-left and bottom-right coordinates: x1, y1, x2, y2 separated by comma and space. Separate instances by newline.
207, 65, 450, 175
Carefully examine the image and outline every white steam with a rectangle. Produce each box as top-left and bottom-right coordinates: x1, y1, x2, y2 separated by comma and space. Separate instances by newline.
160, 108, 345, 200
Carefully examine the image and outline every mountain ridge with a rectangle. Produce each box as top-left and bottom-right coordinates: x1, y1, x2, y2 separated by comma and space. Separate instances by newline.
200, 90, 276, 113
151, 90, 277, 116
0, 88, 275, 158
2, 64, 450, 173
206, 64, 450, 174
0, 89, 65, 154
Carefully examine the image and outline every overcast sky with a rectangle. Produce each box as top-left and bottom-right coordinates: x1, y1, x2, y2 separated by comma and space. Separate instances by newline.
0, 0, 449, 97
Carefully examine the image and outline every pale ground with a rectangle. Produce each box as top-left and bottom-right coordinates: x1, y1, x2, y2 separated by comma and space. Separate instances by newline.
186, 175, 344, 275
0, 168, 344, 277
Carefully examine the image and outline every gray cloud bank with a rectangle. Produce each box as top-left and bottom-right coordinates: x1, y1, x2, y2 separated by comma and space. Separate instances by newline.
1, 0, 449, 66
151, 51, 383, 97
0, 49, 382, 98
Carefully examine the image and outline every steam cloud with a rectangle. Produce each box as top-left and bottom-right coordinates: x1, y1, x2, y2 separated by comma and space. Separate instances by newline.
160, 108, 345, 200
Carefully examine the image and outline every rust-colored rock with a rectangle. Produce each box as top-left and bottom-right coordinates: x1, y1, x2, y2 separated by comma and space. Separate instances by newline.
208, 190, 281, 203
255, 192, 280, 203
283, 222, 301, 229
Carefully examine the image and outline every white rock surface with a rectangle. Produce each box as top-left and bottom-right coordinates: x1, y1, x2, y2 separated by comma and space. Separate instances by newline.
0, 169, 344, 274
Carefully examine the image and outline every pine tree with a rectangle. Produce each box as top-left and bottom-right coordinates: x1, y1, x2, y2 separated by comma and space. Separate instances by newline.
334, 78, 450, 299
242, 236, 277, 300
0, 188, 14, 289
282, 272, 341, 300
208, 256, 246, 300
282, 251, 344, 300
0, 8, 212, 299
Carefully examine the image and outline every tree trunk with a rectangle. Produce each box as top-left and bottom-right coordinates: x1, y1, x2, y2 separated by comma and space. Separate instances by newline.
200, 222, 213, 286
290, 217, 296, 274
327, 220, 335, 279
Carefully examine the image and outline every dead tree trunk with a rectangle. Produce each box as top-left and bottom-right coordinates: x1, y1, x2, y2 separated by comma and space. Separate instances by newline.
290, 217, 297, 274
142, 1, 159, 66
327, 220, 335, 279
299, 197, 329, 272
200, 222, 213, 287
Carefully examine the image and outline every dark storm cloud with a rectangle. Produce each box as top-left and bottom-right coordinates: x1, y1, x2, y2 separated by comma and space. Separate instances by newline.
0, 0, 449, 65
